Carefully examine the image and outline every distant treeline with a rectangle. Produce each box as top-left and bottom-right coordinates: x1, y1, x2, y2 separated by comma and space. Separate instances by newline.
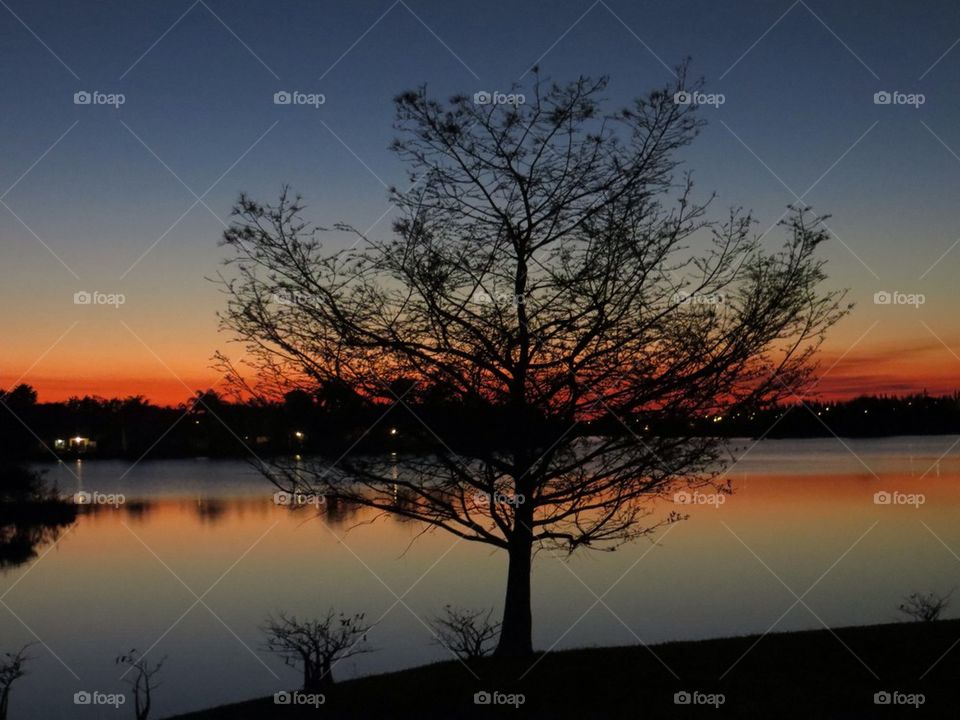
697, 392, 960, 439
1, 384, 958, 461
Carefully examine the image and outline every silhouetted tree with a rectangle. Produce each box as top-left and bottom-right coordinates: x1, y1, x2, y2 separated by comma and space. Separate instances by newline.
430, 605, 500, 660
261, 610, 374, 689
0, 464, 76, 569
116, 649, 164, 720
0, 646, 30, 720
0, 385, 39, 460
0, 465, 51, 503
217, 67, 849, 656
899, 591, 952, 622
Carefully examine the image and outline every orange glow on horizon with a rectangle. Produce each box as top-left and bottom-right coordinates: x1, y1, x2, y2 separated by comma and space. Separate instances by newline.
5, 364, 956, 407
0, 374, 224, 407
4, 327, 958, 406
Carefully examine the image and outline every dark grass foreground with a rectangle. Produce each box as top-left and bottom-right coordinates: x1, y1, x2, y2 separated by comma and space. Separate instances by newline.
167, 619, 960, 719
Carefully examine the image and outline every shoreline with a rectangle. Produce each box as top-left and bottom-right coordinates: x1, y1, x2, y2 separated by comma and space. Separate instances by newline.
165, 618, 959, 718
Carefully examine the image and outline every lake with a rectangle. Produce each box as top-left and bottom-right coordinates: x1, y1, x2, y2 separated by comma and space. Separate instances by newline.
3, 436, 960, 717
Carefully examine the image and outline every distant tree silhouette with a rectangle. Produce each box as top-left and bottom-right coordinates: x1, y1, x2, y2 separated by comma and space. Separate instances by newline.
0, 645, 30, 720
899, 591, 952, 622
0, 464, 76, 569
261, 610, 374, 690
0, 385, 39, 460
218, 66, 848, 656
116, 649, 165, 720
0, 464, 53, 504
5, 386, 960, 461
430, 605, 500, 660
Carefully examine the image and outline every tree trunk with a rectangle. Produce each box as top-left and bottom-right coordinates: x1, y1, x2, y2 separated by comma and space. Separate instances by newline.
305, 660, 333, 692
494, 526, 534, 657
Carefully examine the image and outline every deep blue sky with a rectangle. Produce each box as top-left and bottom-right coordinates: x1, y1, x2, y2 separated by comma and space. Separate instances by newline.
2, 0, 960, 401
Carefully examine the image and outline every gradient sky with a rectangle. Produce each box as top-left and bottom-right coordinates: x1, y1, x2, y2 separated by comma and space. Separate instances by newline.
2, 0, 960, 405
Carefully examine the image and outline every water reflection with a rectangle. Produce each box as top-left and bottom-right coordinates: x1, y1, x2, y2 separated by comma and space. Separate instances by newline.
0, 494, 359, 570
59, 494, 363, 528
195, 497, 226, 524
0, 463, 78, 569
4, 440, 960, 718
123, 499, 154, 521
0, 505, 76, 569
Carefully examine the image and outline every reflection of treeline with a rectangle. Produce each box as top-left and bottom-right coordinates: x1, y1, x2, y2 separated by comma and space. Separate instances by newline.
0, 463, 77, 568
2, 384, 959, 461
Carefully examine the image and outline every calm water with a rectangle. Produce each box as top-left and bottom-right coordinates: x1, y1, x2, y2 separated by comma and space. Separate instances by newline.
4, 437, 960, 718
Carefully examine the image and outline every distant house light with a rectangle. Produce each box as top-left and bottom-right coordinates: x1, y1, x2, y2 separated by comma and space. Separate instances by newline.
389, 428, 398, 436
67, 436, 96, 453
294, 431, 304, 439
54, 438, 66, 449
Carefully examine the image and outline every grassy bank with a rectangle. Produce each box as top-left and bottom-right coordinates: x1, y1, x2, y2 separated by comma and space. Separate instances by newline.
168, 619, 959, 718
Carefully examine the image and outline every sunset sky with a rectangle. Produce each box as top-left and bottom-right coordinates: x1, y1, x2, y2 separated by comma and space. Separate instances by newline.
2, 0, 960, 405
